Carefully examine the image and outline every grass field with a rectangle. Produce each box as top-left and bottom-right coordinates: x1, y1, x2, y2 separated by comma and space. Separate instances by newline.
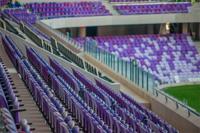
164, 85, 200, 113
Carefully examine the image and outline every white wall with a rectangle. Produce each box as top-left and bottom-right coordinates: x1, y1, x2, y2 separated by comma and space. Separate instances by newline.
41, 11, 200, 28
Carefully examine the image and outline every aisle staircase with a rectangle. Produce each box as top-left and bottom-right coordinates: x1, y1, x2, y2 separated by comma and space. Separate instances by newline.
102, 0, 119, 15
0, 42, 52, 133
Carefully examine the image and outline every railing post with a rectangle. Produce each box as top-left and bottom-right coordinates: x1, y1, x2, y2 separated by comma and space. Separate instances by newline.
121, 60, 123, 76
156, 90, 158, 97
147, 72, 149, 91
117, 58, 119, 73
153, 88, 155, 95
141, 69, 144, 88
188, 109, 190, 117
138, 66, 140, 86
133, 61, 136, 83
176, 101, 179, 109
103, 50, 105, 64
125, 61, 128, 78
113, 55, 116, 71
110, 54, 112, 69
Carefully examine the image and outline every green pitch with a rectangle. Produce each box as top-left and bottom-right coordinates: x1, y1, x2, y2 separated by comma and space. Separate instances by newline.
164, 85, 200, 113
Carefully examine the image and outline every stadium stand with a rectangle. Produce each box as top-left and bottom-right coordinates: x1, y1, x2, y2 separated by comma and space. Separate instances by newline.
1, 31, 178, 132
0, 0, 200, 133
114, 2, 192, 15
75, 34, 200, 84
24, 2, 112, 19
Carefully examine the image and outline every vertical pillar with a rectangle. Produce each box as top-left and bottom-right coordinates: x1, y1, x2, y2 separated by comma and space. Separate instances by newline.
182, 23, 188, 34
159, 23, 169, 34
79, 27, 86, 37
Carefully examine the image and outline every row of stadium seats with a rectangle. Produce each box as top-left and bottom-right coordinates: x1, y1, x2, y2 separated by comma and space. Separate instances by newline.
114, 2, 192, 15
3, 8, 36, 24
0, 36, 32, 133
27, 48, 82, 133
75, 33, 200, 84
2, 32, 178, 132
24, 2, 111, 19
